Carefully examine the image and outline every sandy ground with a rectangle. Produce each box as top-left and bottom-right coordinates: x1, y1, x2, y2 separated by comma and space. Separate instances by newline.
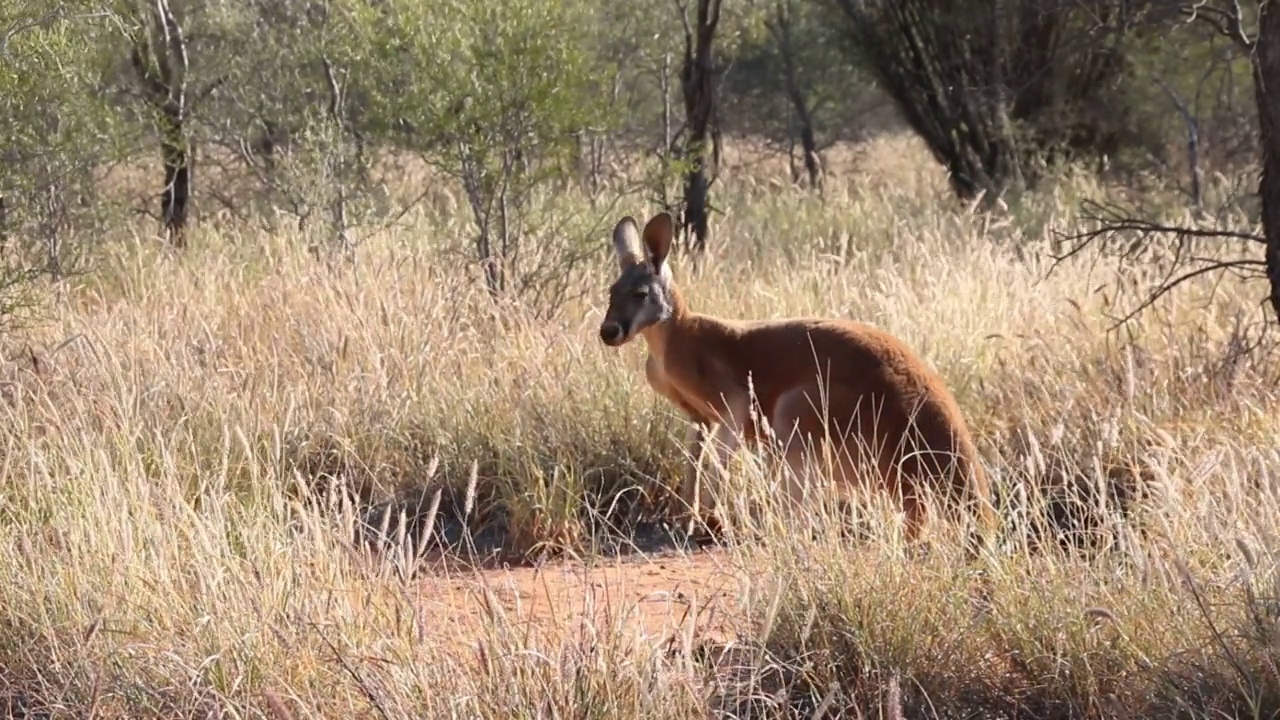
414, 548, 748, 654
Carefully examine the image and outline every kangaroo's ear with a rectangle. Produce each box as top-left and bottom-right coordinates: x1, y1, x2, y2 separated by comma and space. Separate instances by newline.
611, 217, 644, 270
641, 212, 674, 271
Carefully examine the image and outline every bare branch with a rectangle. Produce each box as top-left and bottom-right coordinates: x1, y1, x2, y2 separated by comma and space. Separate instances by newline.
1154, 76, 1204, 211
1051, 199, 1267, 328
322, 57, 343, 124
158, 0, 188, 109
673, 0, 693, 63
1180, 0, 1253, 52
1053, 200, 1265, 265
0, 9, 63, 57
0, 7, 113, 55
152, 0, 173, 88
1112, 258, 1266, 328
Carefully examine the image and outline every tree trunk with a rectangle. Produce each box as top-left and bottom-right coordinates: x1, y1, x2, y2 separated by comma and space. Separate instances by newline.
129, 0, 191, 249
771, 0, 822, 191
160, 117, 190, 247
681, 0, 722, 254
785, 83, 821, 190
1253, 0, 1280, 322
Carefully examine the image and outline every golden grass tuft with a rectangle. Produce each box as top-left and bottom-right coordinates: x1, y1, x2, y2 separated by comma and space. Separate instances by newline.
1, 132, 1279, 716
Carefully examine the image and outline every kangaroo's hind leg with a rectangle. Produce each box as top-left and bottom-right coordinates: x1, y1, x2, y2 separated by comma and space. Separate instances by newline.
771, 385, 926, 538
769, 386, 869, 516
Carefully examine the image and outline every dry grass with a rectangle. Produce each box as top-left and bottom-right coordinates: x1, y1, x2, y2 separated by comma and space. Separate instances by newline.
2, 132, 1279, 717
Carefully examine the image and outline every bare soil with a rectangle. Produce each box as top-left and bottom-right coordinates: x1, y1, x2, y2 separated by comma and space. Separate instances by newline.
414, 548, 747, 654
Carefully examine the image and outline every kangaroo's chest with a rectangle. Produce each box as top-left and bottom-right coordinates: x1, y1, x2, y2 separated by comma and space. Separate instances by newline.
645, 354, 709, 421
644, 352, 764, 431
644, 353, 679, 399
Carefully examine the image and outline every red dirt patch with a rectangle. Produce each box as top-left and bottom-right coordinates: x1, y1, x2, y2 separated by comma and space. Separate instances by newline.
415, 548, 747, 654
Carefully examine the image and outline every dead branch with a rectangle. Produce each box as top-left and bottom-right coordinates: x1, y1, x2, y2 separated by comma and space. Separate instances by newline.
1155, 76, 1205, 212
1116, 257, 1265, 326
1051, 198, 1267, 328
0, 9, 63, 56
0, 8, 111, 57
1179, 0, 1254, 52
1055, 199, 1264, 261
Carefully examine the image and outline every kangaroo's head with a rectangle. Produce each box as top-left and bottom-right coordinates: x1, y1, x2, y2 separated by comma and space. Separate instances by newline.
600, 212, 677, 347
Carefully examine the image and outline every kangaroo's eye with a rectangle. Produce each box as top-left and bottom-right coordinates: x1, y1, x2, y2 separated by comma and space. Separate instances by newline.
632, 288, 650, 300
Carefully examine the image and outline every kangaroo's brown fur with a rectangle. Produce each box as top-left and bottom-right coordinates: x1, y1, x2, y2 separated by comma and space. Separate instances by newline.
599, 212, 996, 551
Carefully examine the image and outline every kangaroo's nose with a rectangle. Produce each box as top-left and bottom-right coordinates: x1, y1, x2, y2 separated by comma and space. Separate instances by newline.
600, 322, 624, 345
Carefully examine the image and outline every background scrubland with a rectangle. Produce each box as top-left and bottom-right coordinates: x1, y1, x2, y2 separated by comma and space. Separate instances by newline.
3, 0, 1280, 717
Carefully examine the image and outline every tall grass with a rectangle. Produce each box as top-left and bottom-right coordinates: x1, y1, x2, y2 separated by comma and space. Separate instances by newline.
1, 133, 1278, 717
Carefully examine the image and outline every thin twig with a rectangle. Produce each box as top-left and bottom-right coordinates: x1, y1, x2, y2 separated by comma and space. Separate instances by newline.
1180, 0, 1254, 52
1051, 199, 1267, 329
1109, 258, 1265, 327
316, 630, 393, 720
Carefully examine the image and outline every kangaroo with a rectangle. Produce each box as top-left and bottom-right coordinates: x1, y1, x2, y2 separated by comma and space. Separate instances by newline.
599, 211, 996, 552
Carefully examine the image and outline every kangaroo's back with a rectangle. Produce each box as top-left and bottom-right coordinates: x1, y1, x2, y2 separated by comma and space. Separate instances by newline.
739, 318, 993, 534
